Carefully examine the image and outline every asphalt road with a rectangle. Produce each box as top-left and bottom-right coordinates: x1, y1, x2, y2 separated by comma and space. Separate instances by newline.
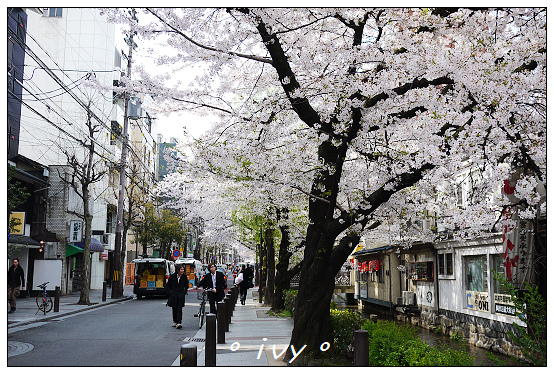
7, 288, 231, 366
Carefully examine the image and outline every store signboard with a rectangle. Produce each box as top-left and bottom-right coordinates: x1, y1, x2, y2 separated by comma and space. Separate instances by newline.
359, 281, 367, 299
70, 220, 83, 243
494, 294, 518, 316
9, 212, 25, 235
466, 290, 490, 312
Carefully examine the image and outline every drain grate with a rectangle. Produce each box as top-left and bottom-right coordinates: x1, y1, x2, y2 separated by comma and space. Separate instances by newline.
182, 337, 205, 342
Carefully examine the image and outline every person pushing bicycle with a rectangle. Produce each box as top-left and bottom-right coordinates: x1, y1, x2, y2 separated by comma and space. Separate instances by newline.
194, 262, 225, 314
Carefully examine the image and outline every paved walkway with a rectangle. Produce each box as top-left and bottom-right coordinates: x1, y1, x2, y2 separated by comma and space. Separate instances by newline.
172, 288, 293, 366
7, 285, 134, 330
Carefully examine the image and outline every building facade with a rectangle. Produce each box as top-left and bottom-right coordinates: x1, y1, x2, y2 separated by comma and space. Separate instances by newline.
9, 8, 158, 295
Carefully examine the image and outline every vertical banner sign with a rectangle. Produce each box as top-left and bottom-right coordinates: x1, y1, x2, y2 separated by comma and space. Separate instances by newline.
502, 177, 534, 287
70, 221, 83, 243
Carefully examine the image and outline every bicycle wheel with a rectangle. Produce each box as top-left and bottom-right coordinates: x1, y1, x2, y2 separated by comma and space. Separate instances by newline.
36, 294, 53, 313
198, 302, 205, 329
43, 296, 53, 313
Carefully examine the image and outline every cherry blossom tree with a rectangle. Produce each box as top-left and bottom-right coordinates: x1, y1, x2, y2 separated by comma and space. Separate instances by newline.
104, 8, 546, 361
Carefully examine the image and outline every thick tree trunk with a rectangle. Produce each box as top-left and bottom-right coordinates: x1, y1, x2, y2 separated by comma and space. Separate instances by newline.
286, 226, 338, 363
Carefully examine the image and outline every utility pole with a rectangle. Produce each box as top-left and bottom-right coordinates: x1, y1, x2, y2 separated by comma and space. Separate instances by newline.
112, 8, 136, 298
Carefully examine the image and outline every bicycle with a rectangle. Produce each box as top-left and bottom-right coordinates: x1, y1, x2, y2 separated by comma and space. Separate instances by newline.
193, 288, 213, 329
35, 282, 53, 315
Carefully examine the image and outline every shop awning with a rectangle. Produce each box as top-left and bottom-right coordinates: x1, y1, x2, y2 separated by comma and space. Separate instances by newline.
8, 235, 41, 248
66, 238, 105, 257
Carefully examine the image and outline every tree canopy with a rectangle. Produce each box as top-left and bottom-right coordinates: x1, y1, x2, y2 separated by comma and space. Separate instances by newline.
105, 7, 546, 360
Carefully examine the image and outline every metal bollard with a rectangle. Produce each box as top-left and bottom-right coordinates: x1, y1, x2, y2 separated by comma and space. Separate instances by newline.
205, 313, 216, 366
224, 296, 231, 331
233, 287, 238, 308
354, 330, 369, 366
102, 281, 107, 302
217, 301, 226, 344
180, 343, 197, 366
228, 293, 234, 317
54, 286, 60, 312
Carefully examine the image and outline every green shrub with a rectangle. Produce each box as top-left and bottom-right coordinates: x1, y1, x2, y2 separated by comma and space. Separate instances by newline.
283, 289, 298, 315
329, 309, 365, 358
492, 272, 547, 366
361, 320, 475, 366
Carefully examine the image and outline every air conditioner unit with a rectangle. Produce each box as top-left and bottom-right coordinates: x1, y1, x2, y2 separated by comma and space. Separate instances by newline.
102, 233, 115, 250
403, 291, 415, 305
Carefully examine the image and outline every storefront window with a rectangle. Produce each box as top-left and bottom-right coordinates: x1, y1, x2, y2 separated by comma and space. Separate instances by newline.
491, 254, 518, 316
465, 255, 487, 292
464, 255, 490, 312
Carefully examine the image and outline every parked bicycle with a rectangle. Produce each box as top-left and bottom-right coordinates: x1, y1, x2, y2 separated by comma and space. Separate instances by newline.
193, 288, 213, 329
36, 282, 53, 315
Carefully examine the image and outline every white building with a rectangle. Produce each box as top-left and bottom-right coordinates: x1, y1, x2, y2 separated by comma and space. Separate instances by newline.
18, 8, 157, 294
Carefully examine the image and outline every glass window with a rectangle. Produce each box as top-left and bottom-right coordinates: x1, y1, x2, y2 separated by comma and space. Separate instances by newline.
378, 267, 384, 283
446, 253, 453, 275
464, 255, 488, 292
438, 254, 445, 274
491, 254, 508, 294
47, 8, 63, 17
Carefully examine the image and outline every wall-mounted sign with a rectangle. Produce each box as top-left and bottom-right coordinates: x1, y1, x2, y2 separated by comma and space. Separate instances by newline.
359, 281, 367, 299
70, 221, 83, 243
9, 212, 25, 235
466, 290, 490, 312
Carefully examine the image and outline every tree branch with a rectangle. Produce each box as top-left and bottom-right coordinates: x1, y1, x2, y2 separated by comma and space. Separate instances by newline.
146, 8, 273, 65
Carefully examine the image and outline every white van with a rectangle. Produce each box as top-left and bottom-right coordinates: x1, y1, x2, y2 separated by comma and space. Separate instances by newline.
175, 258, 203, 288
132, 257, 175, 299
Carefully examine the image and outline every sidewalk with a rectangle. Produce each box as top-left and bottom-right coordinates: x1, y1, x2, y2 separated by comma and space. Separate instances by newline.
7, 285, 134, 330
172, 287, 293, 366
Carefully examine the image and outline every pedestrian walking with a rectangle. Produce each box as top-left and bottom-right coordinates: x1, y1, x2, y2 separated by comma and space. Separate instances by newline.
165, 264, 188, 329
244, 264, 254, 288
194, 262, 225, 314
8, 258, 25, 314
234, 264, 248, 305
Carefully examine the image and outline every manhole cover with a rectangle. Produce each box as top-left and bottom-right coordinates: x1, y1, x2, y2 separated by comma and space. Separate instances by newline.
8, 341, 34, 357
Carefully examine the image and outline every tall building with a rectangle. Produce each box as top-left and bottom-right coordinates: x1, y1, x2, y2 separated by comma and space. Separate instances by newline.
9, 8, 157, 294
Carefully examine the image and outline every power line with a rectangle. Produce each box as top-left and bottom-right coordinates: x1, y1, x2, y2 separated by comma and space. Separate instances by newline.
9, 12, 157, 183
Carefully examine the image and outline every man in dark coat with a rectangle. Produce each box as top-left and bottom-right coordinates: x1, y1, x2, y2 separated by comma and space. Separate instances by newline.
195, 262, 226, 314
165, 264, 188, 329
243, 264, 254, 287
8, 257, 25, 314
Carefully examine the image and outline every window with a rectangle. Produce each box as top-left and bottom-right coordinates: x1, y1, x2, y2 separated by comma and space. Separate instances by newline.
491, 254, 508, 294
378, 267, 384, 283
464, 255, 488, 292
408, 261, 434, 281
464, 255, 490, 312
438, 253, 454, 276
44, 8, 63, 17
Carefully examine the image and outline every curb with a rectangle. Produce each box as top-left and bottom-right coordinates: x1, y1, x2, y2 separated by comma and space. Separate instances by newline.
7, 295, 133, 329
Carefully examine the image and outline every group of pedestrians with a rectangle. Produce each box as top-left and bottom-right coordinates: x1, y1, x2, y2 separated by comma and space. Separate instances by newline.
165, 261, 255, 327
